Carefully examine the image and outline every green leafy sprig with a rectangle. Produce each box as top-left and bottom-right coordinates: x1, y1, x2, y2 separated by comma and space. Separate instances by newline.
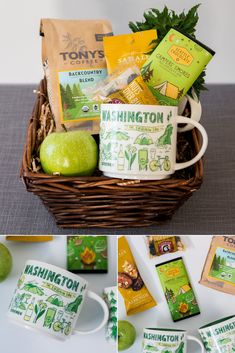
129, 4, 206, 97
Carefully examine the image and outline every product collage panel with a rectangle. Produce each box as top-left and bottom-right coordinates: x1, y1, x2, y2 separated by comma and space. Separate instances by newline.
0, 1, 235, 353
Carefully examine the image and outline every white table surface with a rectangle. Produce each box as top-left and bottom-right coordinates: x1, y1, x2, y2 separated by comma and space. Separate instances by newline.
0, 236, 117, 353
118, 235, 235, 353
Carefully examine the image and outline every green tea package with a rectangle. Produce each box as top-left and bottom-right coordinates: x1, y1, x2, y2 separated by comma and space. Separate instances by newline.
200, 236, 235, 295
142, 28, 215, 105
156, 257, 200, 322
67, 236, 108, 273
40, 19, 113, 133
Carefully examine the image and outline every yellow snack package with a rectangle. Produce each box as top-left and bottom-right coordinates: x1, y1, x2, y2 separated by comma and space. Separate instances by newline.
88, 66, 159, 105
104, 30, 158, 74
118, 236, 157, 315
6, 236, 53, 242
199, 236, 235, 295
107, 75, 159, 105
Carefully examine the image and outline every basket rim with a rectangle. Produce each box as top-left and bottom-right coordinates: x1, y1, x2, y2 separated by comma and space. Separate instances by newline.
21, 78, 204, 187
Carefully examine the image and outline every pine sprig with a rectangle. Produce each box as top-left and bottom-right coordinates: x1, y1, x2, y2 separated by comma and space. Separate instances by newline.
129, 4, 207, 97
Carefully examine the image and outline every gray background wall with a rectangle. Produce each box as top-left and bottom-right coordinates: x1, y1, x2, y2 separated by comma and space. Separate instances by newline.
0, 0, 234, 83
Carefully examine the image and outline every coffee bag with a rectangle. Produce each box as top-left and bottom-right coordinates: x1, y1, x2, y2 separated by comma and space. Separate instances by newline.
146, 236, 185, 258
200, 236, 235, 295
40, 19, 113, 133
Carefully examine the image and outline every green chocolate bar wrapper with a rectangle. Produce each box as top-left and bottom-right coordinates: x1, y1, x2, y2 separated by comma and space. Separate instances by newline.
156, 257, 200, 322
142, 28, 215, 105
67, 236, 108, 273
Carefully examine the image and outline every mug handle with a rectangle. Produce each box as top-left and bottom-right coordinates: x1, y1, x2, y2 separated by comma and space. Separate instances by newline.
178, 91, 202, 133
175, 116, 208, 171
73, 290, 109, 335
187, 335, 205, 353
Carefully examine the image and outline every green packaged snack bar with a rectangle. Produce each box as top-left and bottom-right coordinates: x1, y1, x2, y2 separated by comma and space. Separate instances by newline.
67, 236, 108, 273
156, 257, 200, 322
142, 28, 215, 105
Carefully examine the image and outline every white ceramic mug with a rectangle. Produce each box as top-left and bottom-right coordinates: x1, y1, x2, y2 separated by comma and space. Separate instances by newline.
7, 260, 109, 340
199, 315, 235, 353
143, 328, 204, 353
178, 90, 202, 132
99, 104, 208, 180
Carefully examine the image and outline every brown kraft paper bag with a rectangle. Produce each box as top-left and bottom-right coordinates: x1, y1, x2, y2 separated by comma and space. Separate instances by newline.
200, 236, 235, 295
40, 19, 113, 133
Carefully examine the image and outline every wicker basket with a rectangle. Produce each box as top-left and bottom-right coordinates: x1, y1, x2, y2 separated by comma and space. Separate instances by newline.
21, 78, 204, 229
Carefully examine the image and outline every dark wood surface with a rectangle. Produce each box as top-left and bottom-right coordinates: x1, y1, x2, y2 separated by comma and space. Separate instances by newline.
0, 84, 234, 235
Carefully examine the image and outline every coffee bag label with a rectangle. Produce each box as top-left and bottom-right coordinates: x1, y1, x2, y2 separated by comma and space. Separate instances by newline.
58, 68, 107, 123
208, 247, 235, 285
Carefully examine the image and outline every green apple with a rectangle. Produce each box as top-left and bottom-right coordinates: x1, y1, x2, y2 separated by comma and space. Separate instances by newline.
118, 320, 136, 351
0, 243, 12, 282
40, 130, 98, 176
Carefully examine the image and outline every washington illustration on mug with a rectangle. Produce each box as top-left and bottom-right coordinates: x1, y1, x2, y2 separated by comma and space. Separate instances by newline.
199, 315, 235, 353
142, 328, 204, 353
7, 260, 109, 340
99, 104, 208, 180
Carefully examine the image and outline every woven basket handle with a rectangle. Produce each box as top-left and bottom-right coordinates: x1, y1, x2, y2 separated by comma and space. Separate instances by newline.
175, 116, 208, 171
